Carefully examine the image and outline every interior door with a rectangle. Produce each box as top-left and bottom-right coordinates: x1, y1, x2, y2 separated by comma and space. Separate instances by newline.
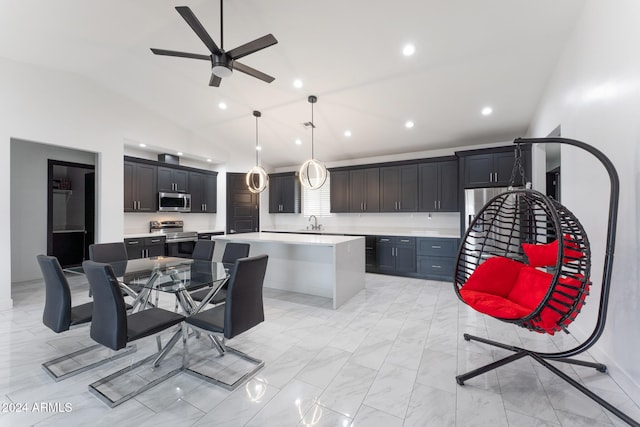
226, 173, 259, 234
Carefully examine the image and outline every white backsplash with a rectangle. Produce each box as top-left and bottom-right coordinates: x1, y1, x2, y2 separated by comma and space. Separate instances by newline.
263, 211, 461, 234
124, 212, 220, 235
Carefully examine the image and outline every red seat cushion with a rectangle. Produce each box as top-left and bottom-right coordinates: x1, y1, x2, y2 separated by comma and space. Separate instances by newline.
459, 289, 532, 319
459, 256, 588, 334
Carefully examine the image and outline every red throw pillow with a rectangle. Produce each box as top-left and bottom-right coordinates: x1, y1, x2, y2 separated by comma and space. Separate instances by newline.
522, 235, 583, 267
461, 257, 526, 297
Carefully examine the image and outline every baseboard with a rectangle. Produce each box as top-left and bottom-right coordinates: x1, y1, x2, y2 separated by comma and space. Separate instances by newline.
0, 297, 14, 311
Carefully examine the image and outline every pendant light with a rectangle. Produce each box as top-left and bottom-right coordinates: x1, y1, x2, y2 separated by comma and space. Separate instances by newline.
299, 95, 327, 190
246, 110, 269, 193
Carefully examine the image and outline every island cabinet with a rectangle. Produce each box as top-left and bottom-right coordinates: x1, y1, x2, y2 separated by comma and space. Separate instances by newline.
458, 145, 531, 188
268, 172, 301, 213
124, 236, 166, 259
418, 159, 458, 212
189, 171, 217, 213
158, 166, 189, 193
376, 236, 416, 275
350, 168, 380, 212
380, 164, 418, 212
329, 170, 350, 213
416, 237, 460, 281
124, 159, 157, 212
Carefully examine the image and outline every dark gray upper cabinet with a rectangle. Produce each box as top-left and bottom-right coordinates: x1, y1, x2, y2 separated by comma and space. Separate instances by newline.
380, 165, 418, 212
269, 172, 300, 213
350, 168, 379, 212
158, 166, 189, 193
329, 170, 350, 213
124, 160, 157, 212
459, 146, 530, 188
189, 171, 217, 213
418, 159, 458, 212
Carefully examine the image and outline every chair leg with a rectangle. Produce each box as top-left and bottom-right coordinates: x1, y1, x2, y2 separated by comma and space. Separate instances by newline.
42, 343, 137, 382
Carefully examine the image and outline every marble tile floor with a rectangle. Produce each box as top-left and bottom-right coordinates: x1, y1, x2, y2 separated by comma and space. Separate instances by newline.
2, 273, 639, 426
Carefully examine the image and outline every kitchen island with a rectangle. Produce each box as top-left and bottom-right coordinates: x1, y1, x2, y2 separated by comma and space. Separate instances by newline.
212, 232, 365, 309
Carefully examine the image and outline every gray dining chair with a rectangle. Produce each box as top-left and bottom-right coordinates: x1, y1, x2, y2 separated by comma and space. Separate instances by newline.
37, 255, 134, 381
83, 260, 186, 407
184, 254, 268, 390
192, 240, 215, 261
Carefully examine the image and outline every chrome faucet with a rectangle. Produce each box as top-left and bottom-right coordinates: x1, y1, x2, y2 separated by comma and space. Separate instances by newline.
308, 215, 321, 230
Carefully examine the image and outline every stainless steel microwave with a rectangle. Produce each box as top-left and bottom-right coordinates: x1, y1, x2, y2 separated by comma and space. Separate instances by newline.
158, 192, 191, 212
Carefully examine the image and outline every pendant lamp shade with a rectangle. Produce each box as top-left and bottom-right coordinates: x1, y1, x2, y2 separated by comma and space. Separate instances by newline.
246, 110, 269, 194
299, 95, 327, 190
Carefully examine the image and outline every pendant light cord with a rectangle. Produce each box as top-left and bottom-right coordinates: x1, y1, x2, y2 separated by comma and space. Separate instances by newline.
255, 114, 259, 165
220, 0, 224, 50
311, 101, 315, 160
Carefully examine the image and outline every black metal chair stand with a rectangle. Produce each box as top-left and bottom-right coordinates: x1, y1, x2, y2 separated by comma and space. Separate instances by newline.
454, 137, 639, 427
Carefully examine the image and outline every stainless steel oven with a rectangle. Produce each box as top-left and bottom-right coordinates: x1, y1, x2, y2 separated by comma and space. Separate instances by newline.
150, 220, 197, 258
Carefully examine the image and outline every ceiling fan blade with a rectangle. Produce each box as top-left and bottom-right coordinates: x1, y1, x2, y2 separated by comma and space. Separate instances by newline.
151, 48, 210, 61
227, 34, 278, 60
233, 61, 275, 83
209, 74, 222, 87
175, 6, 222, 55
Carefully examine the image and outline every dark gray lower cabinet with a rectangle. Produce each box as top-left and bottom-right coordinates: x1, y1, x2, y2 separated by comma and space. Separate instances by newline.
375, 236, 416, 275
125, 236, 166, 259
369, 235, 459, 280
416, 237, 459, 281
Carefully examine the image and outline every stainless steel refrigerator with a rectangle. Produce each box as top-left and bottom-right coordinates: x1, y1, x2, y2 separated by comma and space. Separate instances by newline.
464, 187, 510, 230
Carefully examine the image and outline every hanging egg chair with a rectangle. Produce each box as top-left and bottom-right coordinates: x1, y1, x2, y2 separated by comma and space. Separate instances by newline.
454, 138, 638, 427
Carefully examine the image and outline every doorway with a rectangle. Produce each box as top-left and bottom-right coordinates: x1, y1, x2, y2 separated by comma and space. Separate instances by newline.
47, 160, 95, 267
226, 172, 259, 234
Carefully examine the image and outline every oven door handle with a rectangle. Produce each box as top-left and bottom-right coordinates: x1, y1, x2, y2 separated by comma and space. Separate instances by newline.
166, 237, 198, 243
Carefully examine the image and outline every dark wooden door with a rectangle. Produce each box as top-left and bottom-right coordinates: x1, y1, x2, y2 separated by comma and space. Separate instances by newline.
226, 173, 259, 234
464, 154, 493, 187
418, 162, 438, 211
189, 171, 205, 212
379, 166, 399, 212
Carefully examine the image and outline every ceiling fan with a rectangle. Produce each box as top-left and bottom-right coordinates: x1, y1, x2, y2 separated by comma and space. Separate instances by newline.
151, 2, 277, 87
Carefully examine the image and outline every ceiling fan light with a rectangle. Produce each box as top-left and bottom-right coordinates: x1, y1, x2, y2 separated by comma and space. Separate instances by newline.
246, 165, 269, 193
299, 158, 327, 190
212, 64, 233, 78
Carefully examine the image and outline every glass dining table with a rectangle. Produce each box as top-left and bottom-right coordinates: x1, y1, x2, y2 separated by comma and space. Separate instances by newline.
68, 256, 229, 314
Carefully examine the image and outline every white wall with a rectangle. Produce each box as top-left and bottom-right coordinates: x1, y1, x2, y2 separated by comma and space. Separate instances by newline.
528, 0, 640, 403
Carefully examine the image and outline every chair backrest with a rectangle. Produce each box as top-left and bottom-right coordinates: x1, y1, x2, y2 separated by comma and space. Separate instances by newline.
192, 240, 215, 261
82, 260, 128, 351
221, 242, 250, 269
224, 254, 268, 339
37, 255, 72, 333
89, 242, 128, 276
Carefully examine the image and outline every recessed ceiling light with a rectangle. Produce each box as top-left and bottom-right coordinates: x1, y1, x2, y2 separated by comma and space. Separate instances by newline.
402, 44, 416, 56
344, 130, 352, 137
293, 79, 303, 88
405, 120, 414, 129
482, 106, 493, 116
218, 102, 227, 110
207, 158, 212, 162
295, 138, 302, 145
177, 152, 183, 156
256, 146, 262, 151
139, 143, 146, 148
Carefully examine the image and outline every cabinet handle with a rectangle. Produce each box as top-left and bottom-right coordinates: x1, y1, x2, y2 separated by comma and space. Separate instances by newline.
364, 202, 367, 210
380, 238, 390, 242
128, 241, 140, 245
150, 239, 161, 243
494, 172, 498, 182
431, 245, 441, 249
434, 200, 437, 209
431, 265, 442, 268
400, 239, 410, 243
438, 200, 441, 209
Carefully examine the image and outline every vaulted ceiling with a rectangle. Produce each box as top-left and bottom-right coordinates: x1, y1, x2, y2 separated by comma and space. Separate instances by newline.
0, 0, 585, 167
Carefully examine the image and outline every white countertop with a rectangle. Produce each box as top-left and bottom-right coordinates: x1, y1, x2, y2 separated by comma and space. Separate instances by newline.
260, 227, 460, 239
212, 232, 364, 246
